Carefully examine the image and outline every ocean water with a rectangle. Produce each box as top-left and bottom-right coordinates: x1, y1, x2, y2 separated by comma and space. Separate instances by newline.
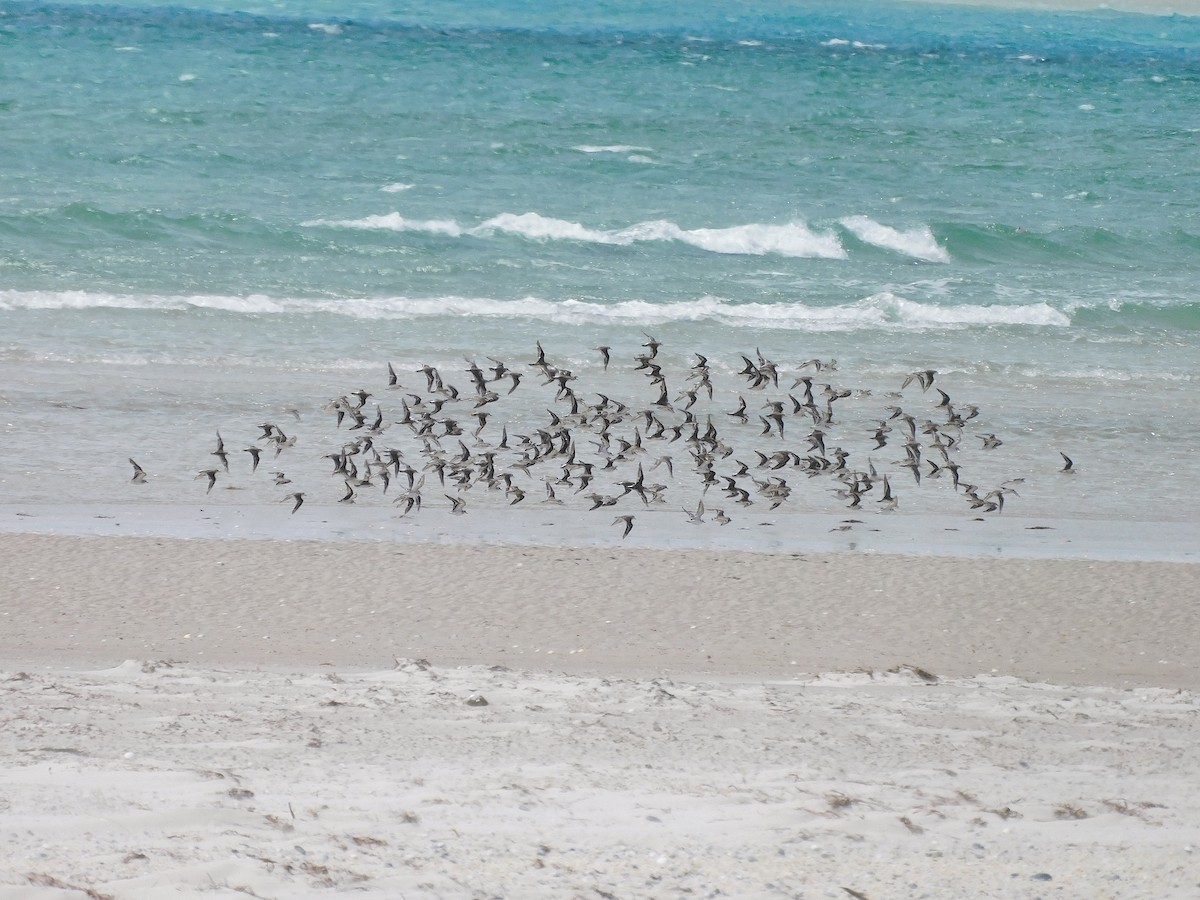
1, 0, 1198, 559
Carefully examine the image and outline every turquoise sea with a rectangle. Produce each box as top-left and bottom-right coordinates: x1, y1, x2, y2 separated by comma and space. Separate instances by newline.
1, 0, 1197, 558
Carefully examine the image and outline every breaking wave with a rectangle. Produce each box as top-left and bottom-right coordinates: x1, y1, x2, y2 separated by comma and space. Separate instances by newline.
0, 289, 1074, 330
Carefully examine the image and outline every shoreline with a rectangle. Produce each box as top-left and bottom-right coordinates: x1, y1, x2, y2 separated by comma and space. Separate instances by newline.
3, 502, 1196, 564
2, 532, 1195, 689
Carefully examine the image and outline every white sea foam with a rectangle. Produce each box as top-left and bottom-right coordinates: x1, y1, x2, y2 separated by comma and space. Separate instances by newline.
673, 222, 845, 258
0, 290, 290, 315
302, 212, 463, 236
492, 216, 849, 259
866, 292, 1070, 327
838, 216, 950, 262
310, 210, 848, 259
572, 145, 653, 154
480, 212, 619, 244
822, 38, 887, 50
0, 289, 1073, 330
379, 182, 414, 193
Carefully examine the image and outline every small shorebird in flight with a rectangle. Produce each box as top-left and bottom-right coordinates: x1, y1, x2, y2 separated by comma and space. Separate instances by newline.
196, 468, 218, 494
212, 431, 229, 471
417, 365, 441, 392
613, 514, 635, 538
595, 346, 611, 370
283, 491, 304, 513
726, 395, 748, 423
128, 458, 148, 484
877, 474, 897, 510
446, 494, 467, 515
902, 369, 937, 392
1059, 451, 1075, 472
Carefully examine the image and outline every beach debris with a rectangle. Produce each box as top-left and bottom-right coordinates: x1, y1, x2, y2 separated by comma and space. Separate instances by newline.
890, 663, 939, 683
1102, 798, 1166, 819
987, 805, 1022, 820
26, 874, 113, 900
465, 693, 489, 706
393, 657, 433, 672
647, 679, 689, 705
1054, 803, 1089, 819
898, 815, 924, 834
826, 791, 856, 812
264, 814, 295, 832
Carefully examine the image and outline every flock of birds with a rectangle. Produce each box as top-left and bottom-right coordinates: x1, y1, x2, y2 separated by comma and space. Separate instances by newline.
128, 335, 1073, 539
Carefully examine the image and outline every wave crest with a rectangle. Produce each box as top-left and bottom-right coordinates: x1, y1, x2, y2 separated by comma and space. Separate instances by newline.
302, 212, 463, 236
839, 216, 949, 262
308, 210, 849, 259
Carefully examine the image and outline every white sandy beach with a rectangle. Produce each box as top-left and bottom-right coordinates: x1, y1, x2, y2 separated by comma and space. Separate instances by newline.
1, 534, 1198, 898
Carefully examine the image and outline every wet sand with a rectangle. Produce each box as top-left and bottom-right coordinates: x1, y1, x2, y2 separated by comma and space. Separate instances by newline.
1, 533, 1195, 687
1, 533, 1198, 899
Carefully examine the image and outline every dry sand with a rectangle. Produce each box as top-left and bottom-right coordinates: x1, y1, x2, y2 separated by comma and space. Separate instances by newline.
1, 533, 1198, 898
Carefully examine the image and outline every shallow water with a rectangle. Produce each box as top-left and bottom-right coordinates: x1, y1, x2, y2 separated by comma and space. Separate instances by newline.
2, 0, 1197, 560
